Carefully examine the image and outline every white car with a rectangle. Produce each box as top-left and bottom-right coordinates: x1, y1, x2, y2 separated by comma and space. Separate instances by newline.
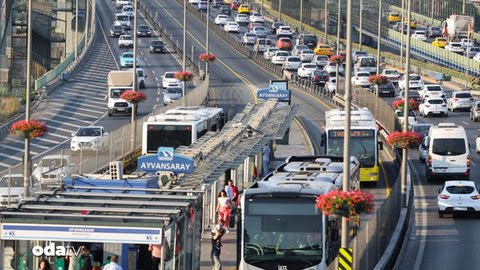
299, 49, 315, 62
249, 13, 264, 23
292, 45, 309, 56
0, 174, 39, 205
460, 38, 474, 48
188, 0, 200, 3
395, 110, 418, 129
447, 91, 475, 111
445, 42, 464, 54
326, 77, 337, 93
242, 33, 257, 45
224, 22, 240, 32
411, 30, 428, 41
352, 71, 372, 88
214, 14, 229, 25
235, 14, 249, 24
271, 50, 289, 65
313, 55, 330, 68
418, 84, 446, 99
162, 71, 181, 88
282, 56, 302, 70
419, 97, 448, 117
122, 5, 134, 19
473, 53, 480, 63
324, 62, 344, 76
438, 181, 480, 218
276, 25, 293, 37
32, 155, 77, 187
263, 47, 279, 60
71, 126, 109, 152
398, 73, 424, 90
118, 34, 133, 48
297, 63, 318, 78
381, 69, 401, 83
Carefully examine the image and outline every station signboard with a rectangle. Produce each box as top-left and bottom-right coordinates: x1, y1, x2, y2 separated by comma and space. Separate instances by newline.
137, 147, 194, 174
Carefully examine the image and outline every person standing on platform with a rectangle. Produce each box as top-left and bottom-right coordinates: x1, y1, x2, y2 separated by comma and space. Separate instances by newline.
149, 244, 162, 270
103, 255, 123, 270
262, 145, 271, 176
216, 190, 233, 230
211, 219, 227, 270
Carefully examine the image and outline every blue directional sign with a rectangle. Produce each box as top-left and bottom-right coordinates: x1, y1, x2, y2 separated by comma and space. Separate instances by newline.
138, 147, 194, 174
256, 80, 291, 103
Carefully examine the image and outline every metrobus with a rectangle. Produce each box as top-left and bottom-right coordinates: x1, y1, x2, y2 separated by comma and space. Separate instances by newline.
322, 108, 383, 183
239, 156, 359, 270
141, 106, 227, 155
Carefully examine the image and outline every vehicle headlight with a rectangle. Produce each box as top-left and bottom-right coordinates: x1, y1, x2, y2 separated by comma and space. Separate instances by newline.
165, 95, 171, 102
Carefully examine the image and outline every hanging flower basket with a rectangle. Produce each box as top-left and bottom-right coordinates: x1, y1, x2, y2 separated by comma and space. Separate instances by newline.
120, 90, 147, 104
392, 98, 418, 110
10, 119, 48, 139
388, 131, 422, 149
368, 75, 389, 85
199, 53, 216, 62
316, 190, 374, 218
174, 71, 194, 82
329, 54, 345, 64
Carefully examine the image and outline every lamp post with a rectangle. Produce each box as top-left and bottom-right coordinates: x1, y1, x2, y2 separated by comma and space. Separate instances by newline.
300, 0, 303, 32
74, 0, 79, 59
376, 0, 382, 75
342, 0, 353, 249
359, 0, 363, 50
336, 0, 341, 55
324, 0, 328, 41
279, 0, 282, 21
400, 0, 405, 68
463, 0, 466, 14
23, 0, 33, 197
85, 0, 89, 43
131, 0, 138, 151
430, 0, 435, 25
182, 0, 187, 107
205, 0, 210, 76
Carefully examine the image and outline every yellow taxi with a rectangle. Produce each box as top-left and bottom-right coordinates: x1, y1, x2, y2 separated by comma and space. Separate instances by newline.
432, 37, 448, 48
314, 44, 333, 56
238, 4, 250, 14
404, 19, 417, 29
387, 13, 401, 23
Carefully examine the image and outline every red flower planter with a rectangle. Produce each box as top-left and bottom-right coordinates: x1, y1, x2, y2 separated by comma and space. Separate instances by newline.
329, 54, 345, 64
392, 98, 418, 110
10, 119, 48, 139
387, 131, 422, 149
199, 53, 216, 62
120, 90, 147, 104
174, 71, 194, 82
316, 190, 374, 217
368, 75, 388, 85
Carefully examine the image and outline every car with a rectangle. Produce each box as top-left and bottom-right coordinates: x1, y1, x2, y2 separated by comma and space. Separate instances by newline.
297, 63, 318, 78
212, 0, 224, 8
352, 50, 369, 62
163, 86, 183, 106
395, 110, 418, 129
299, 49, 315, 62
263, 47, 279, 60
276, 37, 293, 50
438, 181, 480, 218
398, 73, 424, 90
189, 0, 200, 3
324, 62, 344, 76
238, 4, 250, 14
447, 91, 475, 111
312, 55, 330, 68
230, 1, 240, 10
271, 50, 289, 65
32, 155, 77, 187
149, 40, 166, 53
381, 69, 401, 83
248, 22, 262, 31
387, 12, 401, 23
418, 84, 446, 99
219, 4, 231, 15
393, 22, 407, 34
0, 174, 39, 205
137, 25, 152, 37
432, 37, 449, 48
470, 100, 480, 122
120, 51, 136, 68
133, 68, 147, 89
411, 123, 433, 138
352, 71, 372, 88
110, 24, 125, 37
282, 56, 302, 70
404, 19, 416, 29
314, 44, 333, 56
224, 22, 240, 32
122, 5, 134, 19
325, 77, 337, 94
118, 34, 133, 48
251, 26, 268, 38
310, 70, 329, 85
372, 82, 396, 97
427, 26, 442, 38
162, 72, 181, 89
241, 32, 257, 45
215, 15, 230, 25
197, 1, 207, 11
254, 38, 272, 53
270, 21, 285, 34
235, 13, 249, 24
463, 47, 480, 58
418, 136, 429, 162
474, 53, 480, 63
411, 30, 428, 41
276, 25, 293, 38
419, 97, 448, 117
250, 13, 264, 23
445, 42, 464, 54
292, 45, 309, 56
297, 33, 318, 49
396, 90, 422, 104
460, 38, 474, 48
70, 126, 109, 152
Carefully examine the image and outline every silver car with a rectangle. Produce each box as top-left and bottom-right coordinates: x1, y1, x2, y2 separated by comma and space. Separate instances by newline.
299, 49, 315, 62
242, 32, 257, 45
470, 100, 480, 122
251, 26, 268, 38
447, 91, 475, 111
263, 47, 279, 60
163, 87, 183, 106
292, 45, 309, 56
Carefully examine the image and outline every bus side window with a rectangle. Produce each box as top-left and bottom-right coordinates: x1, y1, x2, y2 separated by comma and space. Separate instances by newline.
211, 124, 217, 132
320, 133, 326, 147
378, 141, 383, 150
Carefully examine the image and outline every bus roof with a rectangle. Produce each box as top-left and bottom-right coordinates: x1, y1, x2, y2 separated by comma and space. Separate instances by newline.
146, 106, 224, 124
325, 108, 376, 129
279, 155, 360, 173
244, 180, 335, 198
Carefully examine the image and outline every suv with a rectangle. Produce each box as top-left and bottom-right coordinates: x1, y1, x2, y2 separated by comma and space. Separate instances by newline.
254, 38, 272, 53
297, 33, 318, 49
32, 155, 77, 188
447, 91, 475, 111
70, 126, 109, 152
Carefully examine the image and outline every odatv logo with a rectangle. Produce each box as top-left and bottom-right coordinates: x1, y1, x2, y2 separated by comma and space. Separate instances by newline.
32, 243, 83, 257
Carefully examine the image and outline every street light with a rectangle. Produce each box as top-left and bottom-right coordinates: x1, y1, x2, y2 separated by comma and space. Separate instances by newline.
131, 0, 138, 150
205, 0, 210, 77
359, 0, 363, 50
336, 0, 341, 55
324, 0, 328, 42
299, 0, 303, 32
182, 0, 187, 107
400, 0, 405, 67
278, 0, 282, 21
74, 0, 79, 59
376, 0, 382, 75
23, 0, 33, 198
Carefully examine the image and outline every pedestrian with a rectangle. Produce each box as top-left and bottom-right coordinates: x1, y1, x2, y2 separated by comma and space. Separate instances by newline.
66, 243, 80, 270
38, 258, 52, 270
262, 145, 271, 176
103, 255, 123, 270
216, 190, 233, 230
224, 180, 239, 206
79, 244, 94, 270
148, 244, 162, 270
211, 219, 227, 270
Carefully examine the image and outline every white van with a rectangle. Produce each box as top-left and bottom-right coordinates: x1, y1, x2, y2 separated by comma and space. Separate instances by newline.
114, 13, 131, 30
426, 123, 470, 182
354, 56, 377, 75
254, 38, 272, 53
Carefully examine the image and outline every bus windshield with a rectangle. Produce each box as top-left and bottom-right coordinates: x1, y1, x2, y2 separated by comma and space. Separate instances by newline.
146, 124, 192, 153
326, 129, 376, 167
243, 197, 323, 269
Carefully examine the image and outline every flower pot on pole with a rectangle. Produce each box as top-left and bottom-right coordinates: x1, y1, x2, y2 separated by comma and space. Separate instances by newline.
10, 119, 48, 140
368, 75, 388, 96
392, 98, 418, 111
387, 131, 422, 149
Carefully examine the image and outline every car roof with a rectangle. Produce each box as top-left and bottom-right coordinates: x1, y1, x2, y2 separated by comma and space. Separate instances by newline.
444, 180, 476, 187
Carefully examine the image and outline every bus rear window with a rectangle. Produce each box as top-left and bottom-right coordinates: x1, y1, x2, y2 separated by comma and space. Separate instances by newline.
146, 124, 192, 153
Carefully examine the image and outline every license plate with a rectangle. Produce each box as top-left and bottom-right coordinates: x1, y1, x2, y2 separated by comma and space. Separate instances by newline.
436, 168, 447, 172
454, 207, 467, 211
117, 108, 126, 112
382, 91, 390, 93
155, 48, 161, 51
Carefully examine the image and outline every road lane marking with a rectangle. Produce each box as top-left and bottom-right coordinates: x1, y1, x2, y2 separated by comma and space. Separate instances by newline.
0, 152, 22, 161
48, 100, 106, 111
0, 161, 14, 168
39, 118, 82, 128
0, 145, 39, 155
35, 137, 62, 145
5, 138, 50, 150
44, 112, 92, 124
47, 133, 70, 140
45, 109, 100, 120
461, 121, 470, 126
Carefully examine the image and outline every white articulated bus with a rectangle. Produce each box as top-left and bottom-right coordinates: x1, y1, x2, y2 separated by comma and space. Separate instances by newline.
141, 106, 227, 155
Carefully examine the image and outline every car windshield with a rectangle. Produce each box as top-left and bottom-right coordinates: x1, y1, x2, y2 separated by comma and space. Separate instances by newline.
304, 64, 317, 68
40, 158, 68, 169
428, 99, 444, 104
0, 176, 24, 187
431, 27, 440, 31
412, 125, 431, 135
416, 31, 426, 35
409, 75, 421, 80
117, 15, 128, 21
313, 70, 325, 76
110, 88, 128, 98
123, 7, 133, 12
450, 43, 462, 47
327, 130, 376, 167
112, 25, 122, 30
246, 33, 256, 37
277, 52, 288, 56
288, 57, 301, 62
396, 111, 415, 117
151, 41, 163, 46
456, 93, 472, 98
255, 27, 266, 31
357, 73, 370, 77
432, 138, 466, 155
76, 127, 101, 137
470, 48, 480, 52
167, 88, 182, 94
303, 35, 317, 42
379, 83, 394, 88
302, 50, 314, 54
359, 58, 376, 67
218, 15, 227, 18
138, 26, 149, 30
165, 73, 175, 78
383, 70, 397, 75
355, 51, 368, 56
426, 86, 442, 91
319, 45, 330, 49
437, 38, 447, 42
122, 53, 133, 58
446, 185, 475, 194
280, 38, 291, 42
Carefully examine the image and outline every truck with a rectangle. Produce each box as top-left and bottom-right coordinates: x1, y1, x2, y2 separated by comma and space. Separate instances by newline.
107, 70, 134, 116
442, 15, 475, 41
